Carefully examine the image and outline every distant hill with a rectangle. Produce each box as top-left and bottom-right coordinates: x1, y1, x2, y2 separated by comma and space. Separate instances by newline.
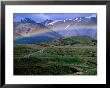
51, 36, 97, 46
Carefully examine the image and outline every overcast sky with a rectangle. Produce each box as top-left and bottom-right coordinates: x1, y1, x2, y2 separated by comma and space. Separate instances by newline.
13, 13, 96, 23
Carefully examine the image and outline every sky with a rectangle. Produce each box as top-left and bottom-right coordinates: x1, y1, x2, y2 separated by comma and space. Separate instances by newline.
13, 13, 96, 23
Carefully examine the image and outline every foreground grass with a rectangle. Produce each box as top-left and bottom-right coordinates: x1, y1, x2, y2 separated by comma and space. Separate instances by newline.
14, 44, 97, 75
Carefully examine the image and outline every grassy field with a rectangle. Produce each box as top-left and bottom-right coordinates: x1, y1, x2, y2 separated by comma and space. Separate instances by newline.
14, 43, 97, 75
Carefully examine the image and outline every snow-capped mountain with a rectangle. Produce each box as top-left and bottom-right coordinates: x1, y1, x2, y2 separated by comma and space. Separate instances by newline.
14, 16, 97, 44
47, 16, 96, 29
41, 19, 53, 26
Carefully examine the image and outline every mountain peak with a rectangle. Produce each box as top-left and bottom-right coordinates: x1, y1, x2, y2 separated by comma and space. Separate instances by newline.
41, 19, 53, 26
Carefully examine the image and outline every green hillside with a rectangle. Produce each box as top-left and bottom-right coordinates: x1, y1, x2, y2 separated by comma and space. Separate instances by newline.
14, 36, 97, 75
51, 36, 97, 46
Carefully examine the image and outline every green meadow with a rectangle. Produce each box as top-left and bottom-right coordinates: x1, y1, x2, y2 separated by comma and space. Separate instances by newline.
14, 36, 97, 75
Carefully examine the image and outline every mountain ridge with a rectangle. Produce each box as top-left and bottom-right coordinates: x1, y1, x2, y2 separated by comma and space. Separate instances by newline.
14, 16, 97, 44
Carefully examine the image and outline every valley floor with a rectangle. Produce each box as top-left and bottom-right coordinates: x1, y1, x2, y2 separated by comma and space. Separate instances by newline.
14, 44, 97, 75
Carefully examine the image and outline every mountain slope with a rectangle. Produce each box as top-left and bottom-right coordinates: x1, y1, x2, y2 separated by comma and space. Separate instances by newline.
51, 36, 97, 46
14, 16, 97, 44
